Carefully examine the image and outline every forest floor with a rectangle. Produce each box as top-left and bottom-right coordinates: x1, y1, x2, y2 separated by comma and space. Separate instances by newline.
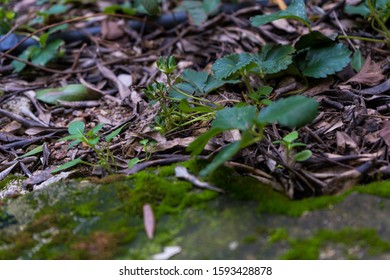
0, 0, 389, 199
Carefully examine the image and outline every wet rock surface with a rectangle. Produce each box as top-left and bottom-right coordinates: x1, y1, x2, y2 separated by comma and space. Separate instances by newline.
1, 163, 390, 259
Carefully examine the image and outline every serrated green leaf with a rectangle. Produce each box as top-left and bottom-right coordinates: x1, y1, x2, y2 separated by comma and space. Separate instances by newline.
251, 44, 295, 75
36, 84, 102, 105
178, 69, 239, 96
18, 145, 44, 158
351, 50, 365, 72
283, 131, 298, 143
51, 158, 84, 173
299, 43, 352, 78
294, 150, 312, 162
212, 105, 257, 131
249, 86, 273, 101
68, 120, 85, 136
212, 52, 253, 79
258, 96, 318, 128
105, 126, 123, 142
31, 39, 63, 66
141, 0, 160, 15
250, 0, 310, 28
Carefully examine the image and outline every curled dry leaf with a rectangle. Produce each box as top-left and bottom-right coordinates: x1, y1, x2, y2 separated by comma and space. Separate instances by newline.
345, 56, 385, 86
143, 203, 155, 240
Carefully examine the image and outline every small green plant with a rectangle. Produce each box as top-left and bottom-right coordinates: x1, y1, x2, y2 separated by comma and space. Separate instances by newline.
0, 0, 16, 34
273, 131, 312, 166
345, 0, 390, 46
188, 96, 319, 177
52, 121, 123, 174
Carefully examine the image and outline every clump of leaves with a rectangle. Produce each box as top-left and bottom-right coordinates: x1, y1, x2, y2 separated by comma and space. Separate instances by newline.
273, 131, 312, 166
344, 0, 390, 45
12, 24, 68, 72
188, 96, 319, 176
52, 121, 124, 174
0, 0, 16, 34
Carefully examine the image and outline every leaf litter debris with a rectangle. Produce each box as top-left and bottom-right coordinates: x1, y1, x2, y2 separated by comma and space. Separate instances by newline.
0, 0, 389, 199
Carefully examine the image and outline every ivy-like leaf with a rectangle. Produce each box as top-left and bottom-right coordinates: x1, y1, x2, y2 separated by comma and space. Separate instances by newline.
298, 43, 352, 78
258, 96, 318, 128
251, 44, 295, 75
250, 0, 310, 28
68, 121, 85, 136
212, 52, 253, 79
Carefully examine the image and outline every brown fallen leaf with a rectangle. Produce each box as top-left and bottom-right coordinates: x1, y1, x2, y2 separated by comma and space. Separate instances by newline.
345, 56, 385, 86
143, 203, 155, 240
379, 121, 390, 147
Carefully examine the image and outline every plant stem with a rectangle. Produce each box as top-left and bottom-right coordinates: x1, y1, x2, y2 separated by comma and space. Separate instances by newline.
338, 35, 385, 43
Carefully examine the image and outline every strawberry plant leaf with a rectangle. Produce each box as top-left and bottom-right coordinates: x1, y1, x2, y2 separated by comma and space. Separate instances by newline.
212, 105, 257, 131
251, 44, 295, 75
212, 52, 253, 79
258, 96, 318, 128
294, 31, 335, 51
250, 0, 310, 28
298, 43, 352, 78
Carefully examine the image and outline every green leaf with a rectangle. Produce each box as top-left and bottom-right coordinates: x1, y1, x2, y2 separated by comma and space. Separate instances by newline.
294, 31, 335, 51
283, 131, 298, 143
203, 0, 221, 14
249, 86, 273, 101
212, 52, 253, 79
36, 84, 102, 105
187, 128, 223, 155
31, 39, 64, 66
294, 150, 312, 162
141, 0, 160, 15
298, 43, 352, 78
251, 44, 295, 75
90, 123, 105, 137
182, 1, 207, 26
68, 139, 82, 149
105, 126, 123, 142
51, 158, 84, 173
178, 99, 214, 113
344, 2, 370, 17
128, 158, 140, 168
68, 121, 85, 136
45, 4, 68, 15
212, 105, 257, 131
250, 0, 310, 28
351, 50, 364, 72
12, 45, 40, 72
18, 145, 44, 158
199, 141, 242, 177
103, 4, 136, 15
258, 96, 318, 128
199, 131, 254, 177
179, 69, 238, 96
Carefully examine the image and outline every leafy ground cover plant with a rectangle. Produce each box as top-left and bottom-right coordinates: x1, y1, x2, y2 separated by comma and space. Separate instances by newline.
52, 121, 123, 174
273, 131, 312, 166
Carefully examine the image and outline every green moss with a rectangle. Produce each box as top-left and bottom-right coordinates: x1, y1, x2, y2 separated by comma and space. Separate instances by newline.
0, 175, 25, 191
242, 235, 257, 244
282, 228, 390, 260
268, 228, 289, 244
354, 181, 390, 197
